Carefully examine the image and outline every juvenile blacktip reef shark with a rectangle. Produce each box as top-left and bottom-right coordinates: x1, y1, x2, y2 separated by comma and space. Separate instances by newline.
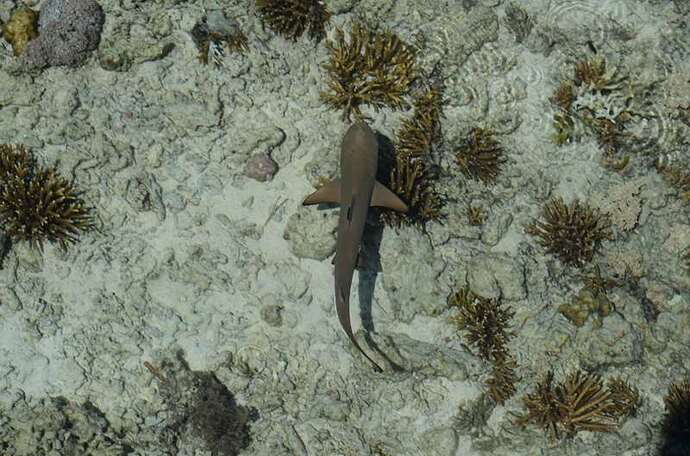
303, 121, 408, 372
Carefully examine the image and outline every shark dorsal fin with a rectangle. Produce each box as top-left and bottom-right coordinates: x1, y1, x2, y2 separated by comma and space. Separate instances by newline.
370, 181, 409, 212
302, 179, 341, 205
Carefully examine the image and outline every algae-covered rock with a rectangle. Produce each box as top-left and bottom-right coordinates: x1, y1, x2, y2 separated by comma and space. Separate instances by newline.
1, 7, 38, 56
559, 287, 613, 328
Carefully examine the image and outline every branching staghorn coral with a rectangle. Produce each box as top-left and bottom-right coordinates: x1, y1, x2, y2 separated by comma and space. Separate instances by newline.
526, 196, 612, 267
467, 205, 486, 226
395, 86, 444, 158
0, 144, 94, 250
256, 0, 330, 42
448, 287, 514, 363
320, 22, 417, 121
517, 370, 638, 439
574, 56, 613, 90
455, 127, 506, 184
448, 287, 518, 404
487, 356, 519, 405
379, 85, 445, 228
607, 377, 640, 417
381, 153, 443, 228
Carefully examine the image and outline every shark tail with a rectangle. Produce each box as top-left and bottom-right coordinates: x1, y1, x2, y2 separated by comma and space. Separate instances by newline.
336, 288, 384, 373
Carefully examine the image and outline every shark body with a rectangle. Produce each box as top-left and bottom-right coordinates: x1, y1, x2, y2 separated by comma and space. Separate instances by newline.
303, 122, 408, 371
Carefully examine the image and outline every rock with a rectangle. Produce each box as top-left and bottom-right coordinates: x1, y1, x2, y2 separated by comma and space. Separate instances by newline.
22, 0, 104, 69
244, 153, 279, 182
467, 254, 526, 301
284, 205, 338, 261
381, 228, 446, 322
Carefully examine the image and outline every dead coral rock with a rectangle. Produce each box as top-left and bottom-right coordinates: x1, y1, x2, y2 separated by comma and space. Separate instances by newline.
467, 253, 526, 301
381, 227, 446, 322
573, 313, 637, 369
592, 179, 644, 234
662, 223, 690, 256
284, 205, 337, 261
21, 0, 104, 69
503, 2, 533, 43
481, 211, 513, 246
605, 247, 644, 278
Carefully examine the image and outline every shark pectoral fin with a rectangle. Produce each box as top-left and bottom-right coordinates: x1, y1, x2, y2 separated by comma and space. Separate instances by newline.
303, 179, 341, 205
370, 181, 409, 212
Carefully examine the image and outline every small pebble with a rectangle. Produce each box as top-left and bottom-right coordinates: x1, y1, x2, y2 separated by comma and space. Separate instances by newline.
244, 153, 278, 182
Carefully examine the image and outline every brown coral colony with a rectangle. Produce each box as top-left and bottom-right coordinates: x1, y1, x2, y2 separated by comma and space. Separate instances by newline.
320, 23, 416, 121
0, 144, 94, 250
256, 0, 330, 42
527, 196, 611, 267
455, 127, 505, 184
517, 370, 639, 440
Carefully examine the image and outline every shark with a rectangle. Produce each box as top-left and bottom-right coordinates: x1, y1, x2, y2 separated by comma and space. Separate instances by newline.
303, 121, 408, 371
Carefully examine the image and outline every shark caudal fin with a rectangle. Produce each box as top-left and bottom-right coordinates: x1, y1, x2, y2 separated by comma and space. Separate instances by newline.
336, 287, 384, 373
302, 179, 341, 205
370, 181, 408, 212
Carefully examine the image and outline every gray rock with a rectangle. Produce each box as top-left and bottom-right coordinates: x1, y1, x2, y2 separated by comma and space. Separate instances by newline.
244, 153, 279, 182
573, 313, 640, 369
381, 228, 446, 322
420, 427, 459, 456
467, 253, 526, 301
284, 205, 338, 261
482, 212, 514, 246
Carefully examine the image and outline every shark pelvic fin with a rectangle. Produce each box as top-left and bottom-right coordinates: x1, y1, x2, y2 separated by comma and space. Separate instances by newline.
370, 181, 409, 212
